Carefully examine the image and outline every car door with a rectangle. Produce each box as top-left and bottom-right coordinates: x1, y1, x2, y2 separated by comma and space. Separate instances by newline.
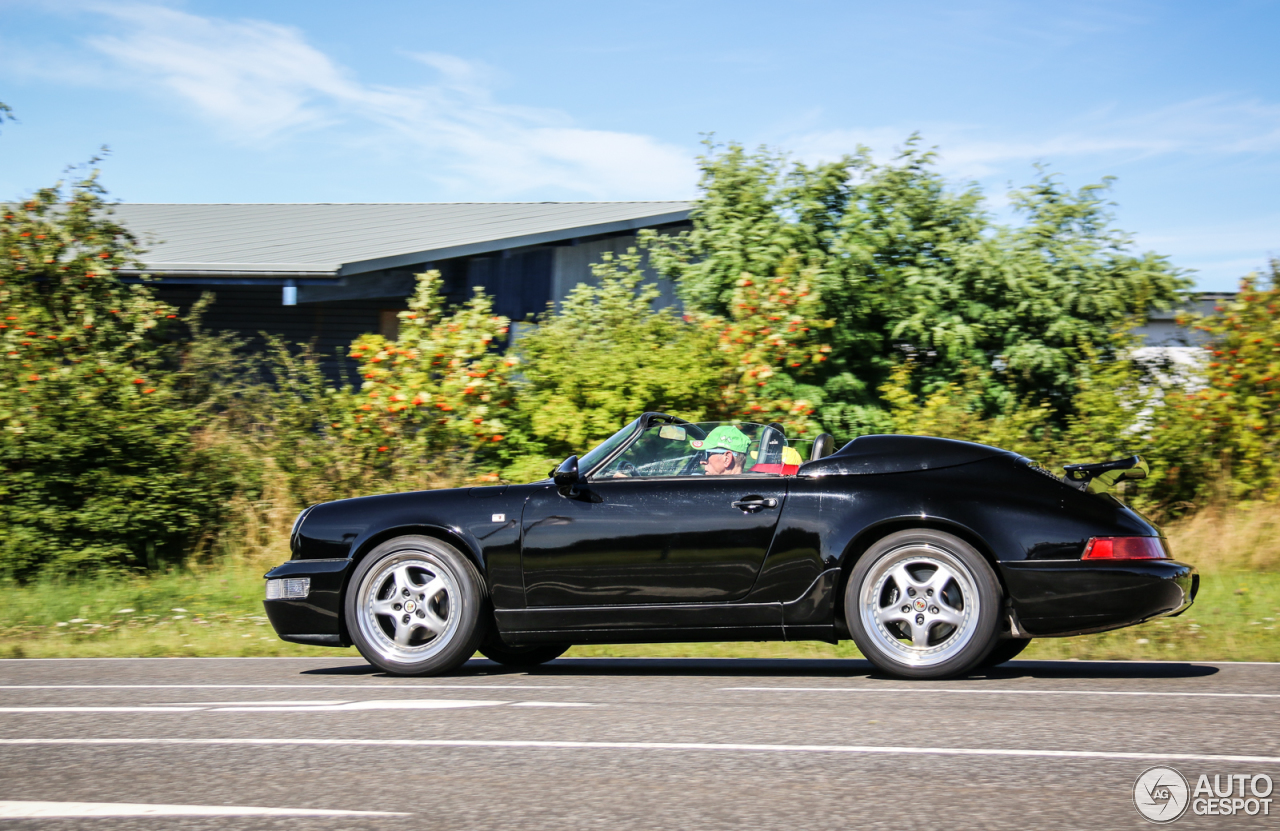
520, 475, 789, 606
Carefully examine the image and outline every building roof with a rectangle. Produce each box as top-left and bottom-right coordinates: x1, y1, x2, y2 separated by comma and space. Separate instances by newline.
110, 201, 692, 278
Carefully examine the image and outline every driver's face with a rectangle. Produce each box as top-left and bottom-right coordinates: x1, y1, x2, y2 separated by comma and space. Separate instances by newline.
703, 449, 736, 475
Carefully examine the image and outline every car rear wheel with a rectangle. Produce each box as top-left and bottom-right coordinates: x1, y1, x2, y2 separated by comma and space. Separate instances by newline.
479, 636, 571, 668
980, 638, 1033, 668
345, 535, 486, 676
846, 529, 1002, 680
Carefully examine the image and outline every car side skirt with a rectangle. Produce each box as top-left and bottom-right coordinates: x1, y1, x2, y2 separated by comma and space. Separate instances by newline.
494, 602, 839, 646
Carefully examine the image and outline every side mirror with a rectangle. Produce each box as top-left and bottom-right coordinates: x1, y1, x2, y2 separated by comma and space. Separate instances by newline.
554, 455, 582, 497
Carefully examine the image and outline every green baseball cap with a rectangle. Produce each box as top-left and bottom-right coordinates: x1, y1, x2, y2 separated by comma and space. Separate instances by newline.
691, 424, 750, 455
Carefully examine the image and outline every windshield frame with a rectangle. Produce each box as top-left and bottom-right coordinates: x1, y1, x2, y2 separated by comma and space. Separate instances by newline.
577, 418, 641, 478
584, 415, 799, 481
580, 413, 693, 479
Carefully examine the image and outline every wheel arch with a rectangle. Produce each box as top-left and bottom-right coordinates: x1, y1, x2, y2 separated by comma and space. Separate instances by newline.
832, 516, 1005, 635
349, 524, 486, 574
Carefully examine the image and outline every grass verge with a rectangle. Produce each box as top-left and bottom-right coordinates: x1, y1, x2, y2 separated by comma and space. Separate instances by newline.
0, 562, 359, 660
1, 563, 1275, 663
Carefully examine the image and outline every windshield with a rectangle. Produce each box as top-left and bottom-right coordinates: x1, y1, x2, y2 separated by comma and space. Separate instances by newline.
594, 421, 804, 478
578, 418, 641, 475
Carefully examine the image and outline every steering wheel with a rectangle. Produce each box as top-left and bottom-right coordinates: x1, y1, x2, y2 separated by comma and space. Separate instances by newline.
617, 461, 640, 478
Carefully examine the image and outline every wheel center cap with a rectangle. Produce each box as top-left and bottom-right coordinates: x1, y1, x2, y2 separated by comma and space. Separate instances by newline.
404, 600, 417, 613
913, 599, 927, 612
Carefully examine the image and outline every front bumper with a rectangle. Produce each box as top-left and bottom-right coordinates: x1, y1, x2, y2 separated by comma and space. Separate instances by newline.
263, 559, 352, 647
1000, 559, 1198, 637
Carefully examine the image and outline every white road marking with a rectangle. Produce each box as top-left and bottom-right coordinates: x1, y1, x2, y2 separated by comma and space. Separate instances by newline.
0, 707, 207, 713
2, 737, 1279, 765
724, 686, 1280, 700
0, 800, 405, 818
215, 699, 510, 712
148, 701, 352, 706
0, 684, 573, 690
0, 699, 596, 713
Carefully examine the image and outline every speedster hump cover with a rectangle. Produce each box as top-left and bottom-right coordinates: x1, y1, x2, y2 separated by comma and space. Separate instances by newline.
800, 434, 1011, 476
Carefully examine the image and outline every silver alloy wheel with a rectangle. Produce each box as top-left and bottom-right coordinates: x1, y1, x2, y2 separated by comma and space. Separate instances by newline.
354, 550, 462, 664
858, 543, 982, 668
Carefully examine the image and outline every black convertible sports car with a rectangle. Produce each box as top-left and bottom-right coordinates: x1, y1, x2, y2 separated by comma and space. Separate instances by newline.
265, 413, 1197, 680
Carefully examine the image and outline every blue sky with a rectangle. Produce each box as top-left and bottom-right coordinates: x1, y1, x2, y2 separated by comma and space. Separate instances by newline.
1, 1, 1277, 290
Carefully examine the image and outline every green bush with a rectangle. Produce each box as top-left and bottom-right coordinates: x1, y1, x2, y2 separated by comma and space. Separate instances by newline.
342, 271, 518, 474
506, 251, 723, 480
0, 171, 232, 579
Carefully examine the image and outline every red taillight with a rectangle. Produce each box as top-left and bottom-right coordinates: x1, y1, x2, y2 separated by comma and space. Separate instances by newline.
1082, 536, 1168, 560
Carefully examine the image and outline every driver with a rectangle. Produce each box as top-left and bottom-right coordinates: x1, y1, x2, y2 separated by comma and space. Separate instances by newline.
694, 425, 750, 476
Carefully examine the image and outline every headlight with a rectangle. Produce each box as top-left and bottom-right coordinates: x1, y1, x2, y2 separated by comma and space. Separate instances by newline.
265, 578, 310, 600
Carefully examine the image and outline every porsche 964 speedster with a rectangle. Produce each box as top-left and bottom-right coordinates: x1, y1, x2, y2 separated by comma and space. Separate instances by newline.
264, 413, 1196, 680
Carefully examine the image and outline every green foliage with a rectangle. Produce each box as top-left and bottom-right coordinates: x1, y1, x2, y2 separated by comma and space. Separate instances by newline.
0, 170, 231, 579
986, 174, 1190, 411
1172, 262, 1280, 500
713, 253, 833, 436
342, 272, 518, 474
880, 361, 1056, 463
508, 251, 723, 480
648, 138, 1191, 436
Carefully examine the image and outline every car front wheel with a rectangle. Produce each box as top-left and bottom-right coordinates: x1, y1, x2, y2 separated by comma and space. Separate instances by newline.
846, 529, 1002, 680
345, 535, 486, 676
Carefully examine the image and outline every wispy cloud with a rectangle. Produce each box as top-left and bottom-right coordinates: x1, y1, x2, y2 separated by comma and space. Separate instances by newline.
1136, 214, 1280, 289
785, 96, 1280, 182
72, 2, 695, 199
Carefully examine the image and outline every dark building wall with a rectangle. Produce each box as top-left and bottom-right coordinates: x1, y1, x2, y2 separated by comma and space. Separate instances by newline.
431, 248, 554, 321
154, 285, 391, 384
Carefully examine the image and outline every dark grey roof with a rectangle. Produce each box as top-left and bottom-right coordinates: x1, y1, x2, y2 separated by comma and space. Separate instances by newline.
110, 201, 691, 278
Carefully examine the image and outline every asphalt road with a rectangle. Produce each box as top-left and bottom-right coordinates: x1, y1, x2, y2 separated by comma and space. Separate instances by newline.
1, 656, 1278, 830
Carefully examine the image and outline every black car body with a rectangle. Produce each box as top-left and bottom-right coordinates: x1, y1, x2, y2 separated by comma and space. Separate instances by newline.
265, 413, 1196, 678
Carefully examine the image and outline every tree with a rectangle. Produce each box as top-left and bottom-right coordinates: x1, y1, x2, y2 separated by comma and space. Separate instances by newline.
647, 138, 1191, 438
341, 271, 518, 472
713, 252, 832, 436
507, 250, 723, 480
0, 167, 230, 578
1171, 261, 1280, 500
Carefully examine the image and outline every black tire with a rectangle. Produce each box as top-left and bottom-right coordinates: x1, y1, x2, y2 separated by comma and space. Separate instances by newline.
479, 634, 571, 668
979, 637, 1033, 668
344, 535, 487, 676
845, 528, 1002, 680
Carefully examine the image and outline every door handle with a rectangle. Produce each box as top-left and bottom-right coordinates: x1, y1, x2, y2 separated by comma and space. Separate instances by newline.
732, 497, 778, 513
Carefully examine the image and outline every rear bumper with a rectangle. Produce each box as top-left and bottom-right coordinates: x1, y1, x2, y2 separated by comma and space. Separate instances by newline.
1000, 559, 1197, 637
263, 559, 351, 647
